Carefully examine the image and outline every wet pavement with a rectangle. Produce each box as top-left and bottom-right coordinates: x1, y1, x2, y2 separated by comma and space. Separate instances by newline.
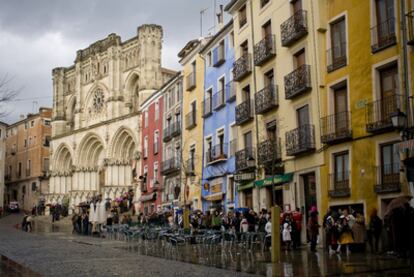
0, 255, 41, 277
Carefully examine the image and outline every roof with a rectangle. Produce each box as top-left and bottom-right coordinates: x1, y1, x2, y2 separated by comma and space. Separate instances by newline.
177, 39, 201, 59
224, 0, 238, 11
5, 107, 52, 128
140, 71, 182, 108
200, 19, 233, 54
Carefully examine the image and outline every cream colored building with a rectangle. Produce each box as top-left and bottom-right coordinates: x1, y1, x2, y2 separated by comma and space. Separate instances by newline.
48, 25, 175, 209
0, 121, 7, 209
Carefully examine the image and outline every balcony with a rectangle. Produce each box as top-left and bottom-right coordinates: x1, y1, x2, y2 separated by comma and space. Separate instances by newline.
226, 81, 236, 102
170, 121, 181, 138
203, 98, 213, 118
258, 139, 281, 165
285, 124, 315, 156
254, 35, 276, 66
366, 94, 399, 133
284, 64, 311, 99
185, 110, 197, 130
213, 44, 225, 67
281, 10, 308, 47
326, 42, 347, 72
233, 53, 252, 81
161, 158, 180, 175
186, 72, 196, 91
185, 158, 195, 176
213, 89, 226, 110
236, 100, 253, 125
328, 172, 351, 198
206, 143, 228, 165
407, 11, 414, 45
320, 111, 352, 144
255, 85, 278, 114
375, 164, 401, 194
163, 126, 172, 142
235, 147, 256, 172
371, 17, 396, 53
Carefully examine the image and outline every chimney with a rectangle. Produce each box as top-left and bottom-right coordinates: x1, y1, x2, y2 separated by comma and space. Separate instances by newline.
217, 5, 224, 29
19, 114, 25, 120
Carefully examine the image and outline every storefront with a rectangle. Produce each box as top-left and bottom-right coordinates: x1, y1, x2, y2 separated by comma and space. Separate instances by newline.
255, 173, 294, 210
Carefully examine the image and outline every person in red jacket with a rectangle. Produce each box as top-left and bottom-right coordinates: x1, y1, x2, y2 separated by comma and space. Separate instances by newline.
292, 208, 303, 248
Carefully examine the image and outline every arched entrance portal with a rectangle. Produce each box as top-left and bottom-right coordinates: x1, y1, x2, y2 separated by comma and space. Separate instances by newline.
50, 144, 73, 196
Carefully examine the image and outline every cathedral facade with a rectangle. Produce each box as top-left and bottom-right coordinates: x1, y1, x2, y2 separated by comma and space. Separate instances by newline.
48, 24, 175, 208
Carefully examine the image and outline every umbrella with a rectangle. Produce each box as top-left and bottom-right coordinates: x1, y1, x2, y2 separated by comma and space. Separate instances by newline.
384, 195, 412, 217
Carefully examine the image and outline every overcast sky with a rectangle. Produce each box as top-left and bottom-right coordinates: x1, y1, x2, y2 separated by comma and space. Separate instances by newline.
0, 0, 227, 123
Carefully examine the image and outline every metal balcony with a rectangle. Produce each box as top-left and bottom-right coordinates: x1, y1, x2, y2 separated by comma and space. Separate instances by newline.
326, 42, 347, 72
371, 17, 396, 53
366, 94, 399, 133
281, 10, 308, 47
407, 11, 414, 45
320, 111, 352, 144
185, 110, 197, 130
226, 81, 236, 102
213, 44, 225, 67
170, 121, 181, 138
374, 164, 401, 194
255, 85, 278, 114
328, 171, 351, 198
235, 100, 254, 125
186, 72, 196, 91
285, 124, 315, 156
284, 64, 311, 99
202, 98, 213, 118
235, 147, 256, 172
161, 158, 180, 175
206, 143, 228, 165
213, 89, 226, 110
233, 53, 252, 81
258, 139, 281, 165
254, 34, 276, 66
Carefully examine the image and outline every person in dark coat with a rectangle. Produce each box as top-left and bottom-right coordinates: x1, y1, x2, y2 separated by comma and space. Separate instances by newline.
307, 209, 320, 252
368, 208, 382, 253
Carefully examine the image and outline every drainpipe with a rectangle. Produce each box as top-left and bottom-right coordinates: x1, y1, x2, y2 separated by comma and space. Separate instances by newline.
400, 0, 410, 127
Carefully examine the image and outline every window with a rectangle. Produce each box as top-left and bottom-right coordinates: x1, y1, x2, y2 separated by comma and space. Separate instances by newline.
0, 129, 2, 139
375, 0, 394, 26
44, 136, 51, 147
43, 158, 49, 172
218, 77, 225, 102
242, 85, 250, 101
240, 40, 249, 56
230, 32, 235, 48
244, 131, 252, 150
155, 101, 159, 121
379, 64, 398, 99
294, 49, 306, 69
239, 5, 247, 28
189, 146, 195, 171
154, 131, 159, 154
206, 137, 212, 163
144, 111, 148, 128
333, 83, 348, 132
176, 82, 182, 102
27, 160, 31, 176
262, 20, 272, 39
217, 129, 225, 156
207, 52, 212, 66
333, 151, 349, 184
297, 105, 310, 126
144, 136, 148, 158
292, 0, 302, 13
264, 69, 274, 87
44, 119, 51, 126
24, 122, 28, 129
266, 120, 277, 140
29, 137, 32, 146
261, 0, 270, 8
31, 120, 34, 127
328, 17, 346, 71
380, 142, 399, 181
153, 162, 159, 185
144, 166, 148, 183
168, 91, 173, 109
24, 139, 27, 148
18, 162, 22, 178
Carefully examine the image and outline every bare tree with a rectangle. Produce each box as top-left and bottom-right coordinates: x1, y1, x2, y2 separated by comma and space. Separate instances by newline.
0, 74, 20, 117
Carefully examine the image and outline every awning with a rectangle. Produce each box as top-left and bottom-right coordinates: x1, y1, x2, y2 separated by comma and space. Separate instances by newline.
237, 182, 254, 191
204, 192, 224, 201
394, 139, 414, 153
139, 192, 156, 202
254, 173, 294, 188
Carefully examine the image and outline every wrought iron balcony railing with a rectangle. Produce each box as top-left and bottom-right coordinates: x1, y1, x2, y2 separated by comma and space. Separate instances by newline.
186, 72, 196, 91
258, 138, 281, 165
285, 124, 315, 156
281, 10, 308, 47
213, 89, 226, 110
371, 17, 396, 53
226, 81, 236, 102
185, 158, 195, 175
254, 34, 276, 66
213, 44, 225, 67
375, 163, 401, 194
235, 147, 256, 172
328, 171, 351, 198
170, 121, 181, 138
161, 157, 180, 175
326, 41, 347, 72
206, 143, 228, 164
163, 126, 172, 142
203, 98, 213, 118
235, 99, 254, 125
185, 110, 197, 130
255, 85, 278, 114
320, 111, 352, 144
233, 53, 252, 81
407, 11, 414, 45
366, 94, 400, 133
284, 64, 311, 99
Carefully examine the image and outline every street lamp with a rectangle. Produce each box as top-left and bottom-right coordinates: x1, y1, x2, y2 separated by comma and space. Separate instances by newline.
391, 109, 407, 130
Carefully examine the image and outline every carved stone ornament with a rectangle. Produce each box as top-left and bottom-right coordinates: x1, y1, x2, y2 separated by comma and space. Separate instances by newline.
93, 89, 105, 113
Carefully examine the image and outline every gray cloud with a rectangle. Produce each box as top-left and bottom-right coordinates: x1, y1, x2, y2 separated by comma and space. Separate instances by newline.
0, 0, 227, 123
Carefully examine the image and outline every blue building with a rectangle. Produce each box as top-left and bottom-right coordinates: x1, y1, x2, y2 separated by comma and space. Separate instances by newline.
200, 20, 237, 211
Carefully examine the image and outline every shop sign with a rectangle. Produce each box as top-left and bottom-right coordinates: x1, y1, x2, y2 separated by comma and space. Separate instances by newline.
234, 172, 255, 182
211, 183, 222, 193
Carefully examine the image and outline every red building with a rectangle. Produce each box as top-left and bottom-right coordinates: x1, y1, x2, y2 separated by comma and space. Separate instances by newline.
140, 90, 164, 214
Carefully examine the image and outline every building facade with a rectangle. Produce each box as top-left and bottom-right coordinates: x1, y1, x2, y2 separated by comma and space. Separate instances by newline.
48, 25, 176, 209
200, 20, 238, 211
0, 121, 7, 210
161, 74, 183, 210
4, 108, 52, 211
179, 39, 208, 210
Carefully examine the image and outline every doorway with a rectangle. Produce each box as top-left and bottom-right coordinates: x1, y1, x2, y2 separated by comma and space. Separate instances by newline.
244, 188, 253, 209
302, 172, 317, 220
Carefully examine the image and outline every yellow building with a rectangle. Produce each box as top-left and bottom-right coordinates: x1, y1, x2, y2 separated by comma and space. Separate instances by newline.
225, 0, 325, 219
178, 38, 208, 210
320, 0, 414, 219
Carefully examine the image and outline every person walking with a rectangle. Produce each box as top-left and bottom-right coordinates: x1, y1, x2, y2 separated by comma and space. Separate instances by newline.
352, 212, 367, 252
368, 208, 382, 253
307, 209, 319, 252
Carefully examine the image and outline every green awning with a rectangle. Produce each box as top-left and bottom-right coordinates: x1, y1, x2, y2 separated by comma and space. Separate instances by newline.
237, 182, 254, 191
254, 173, 294, 188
